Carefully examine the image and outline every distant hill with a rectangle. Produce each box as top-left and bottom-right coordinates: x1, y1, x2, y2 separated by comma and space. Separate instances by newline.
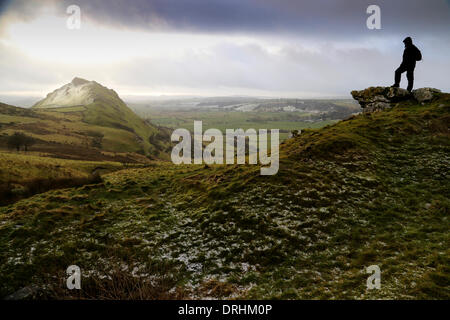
33, 77, 99, 108
0, 78, 171, 160
129, 96, 360, 120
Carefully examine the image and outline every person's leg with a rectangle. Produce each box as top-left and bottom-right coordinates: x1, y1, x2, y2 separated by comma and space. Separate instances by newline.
406, 68, 414, 92
393, 65, 406, 87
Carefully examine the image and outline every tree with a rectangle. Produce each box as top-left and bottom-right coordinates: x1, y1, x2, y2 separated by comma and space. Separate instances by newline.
23, 135, 35, 151
7, 132, 35, 151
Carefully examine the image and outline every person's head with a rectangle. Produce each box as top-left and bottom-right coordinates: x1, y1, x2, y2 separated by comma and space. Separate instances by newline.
403, 37, 413, 47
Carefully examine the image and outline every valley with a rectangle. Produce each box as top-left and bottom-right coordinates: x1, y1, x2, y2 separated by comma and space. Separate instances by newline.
0, 80, 357, 206
129, 96, 360, 141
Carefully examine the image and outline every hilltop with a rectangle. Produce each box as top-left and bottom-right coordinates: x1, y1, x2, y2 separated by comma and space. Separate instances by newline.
0, 78, 171, 159
0, 87, 448, 299
32, 77, 171, 157
33, 77, 98, 108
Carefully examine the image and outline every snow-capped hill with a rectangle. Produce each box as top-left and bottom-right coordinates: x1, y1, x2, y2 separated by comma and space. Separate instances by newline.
30, 77, 171, 157
33, 77, 104, 108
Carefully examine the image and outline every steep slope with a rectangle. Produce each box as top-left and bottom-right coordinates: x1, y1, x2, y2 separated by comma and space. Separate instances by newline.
32, 77, 170, 157
0, 88, 448, 299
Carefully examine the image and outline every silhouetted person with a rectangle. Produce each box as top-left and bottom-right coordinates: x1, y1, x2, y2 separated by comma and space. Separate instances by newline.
392, 37, 422, 92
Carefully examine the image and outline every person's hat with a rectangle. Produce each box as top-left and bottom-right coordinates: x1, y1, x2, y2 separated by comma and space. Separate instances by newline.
403, 37, 412, 44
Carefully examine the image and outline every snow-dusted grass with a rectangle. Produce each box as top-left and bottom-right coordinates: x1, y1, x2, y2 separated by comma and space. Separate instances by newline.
0, 94, 449, 299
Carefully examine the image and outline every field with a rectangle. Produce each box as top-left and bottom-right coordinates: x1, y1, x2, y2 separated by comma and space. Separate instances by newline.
136, 108, 339, 140
0, 151, 124, 183
0, 151, 129, 206
129, 97, 359, 141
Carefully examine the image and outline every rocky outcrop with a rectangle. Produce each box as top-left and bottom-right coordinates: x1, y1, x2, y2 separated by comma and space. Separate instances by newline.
351, 87, 441, 113
412, 87, 441, 104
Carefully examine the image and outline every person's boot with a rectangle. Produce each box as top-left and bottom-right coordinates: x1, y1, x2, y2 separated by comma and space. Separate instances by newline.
391, 83, 399, 88
407, 84, 413, 92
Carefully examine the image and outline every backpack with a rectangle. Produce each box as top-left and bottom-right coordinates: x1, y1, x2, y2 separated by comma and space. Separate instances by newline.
415, 48, 422, 61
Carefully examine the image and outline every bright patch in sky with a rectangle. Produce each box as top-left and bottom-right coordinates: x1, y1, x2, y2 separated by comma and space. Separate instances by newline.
4, 13, 269, 65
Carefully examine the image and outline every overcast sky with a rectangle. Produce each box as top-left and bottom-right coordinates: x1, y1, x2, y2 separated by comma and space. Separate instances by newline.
0, 0, 449, 100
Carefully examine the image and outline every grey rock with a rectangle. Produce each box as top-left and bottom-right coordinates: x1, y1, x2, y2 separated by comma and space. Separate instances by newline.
351, 87, 410, 113
412, 87, 441, 103
351, 86, 441, 113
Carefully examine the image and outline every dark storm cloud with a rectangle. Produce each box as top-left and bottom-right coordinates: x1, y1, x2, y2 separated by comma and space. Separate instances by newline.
0, 0, 49, 19
1, 0, 449, 38
59, 0, 450, 38
0, 0, 53, 34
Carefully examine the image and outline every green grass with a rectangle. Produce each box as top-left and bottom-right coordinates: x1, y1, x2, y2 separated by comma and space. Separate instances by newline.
0, 151, 127, 206
0, 94, 448, 299
0, 115, 39, 124
0, 151, 124, 183
141, 108, 338, 136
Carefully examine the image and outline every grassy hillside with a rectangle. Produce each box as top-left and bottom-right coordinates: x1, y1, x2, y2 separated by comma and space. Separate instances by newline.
0, 93, 448, 299
0, 100, 170, 160
0, 78, 172, 159
0, 100, 156, 204
0, 151, 129, 206
33, 78, 163, 153
0, 152, 123, 182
